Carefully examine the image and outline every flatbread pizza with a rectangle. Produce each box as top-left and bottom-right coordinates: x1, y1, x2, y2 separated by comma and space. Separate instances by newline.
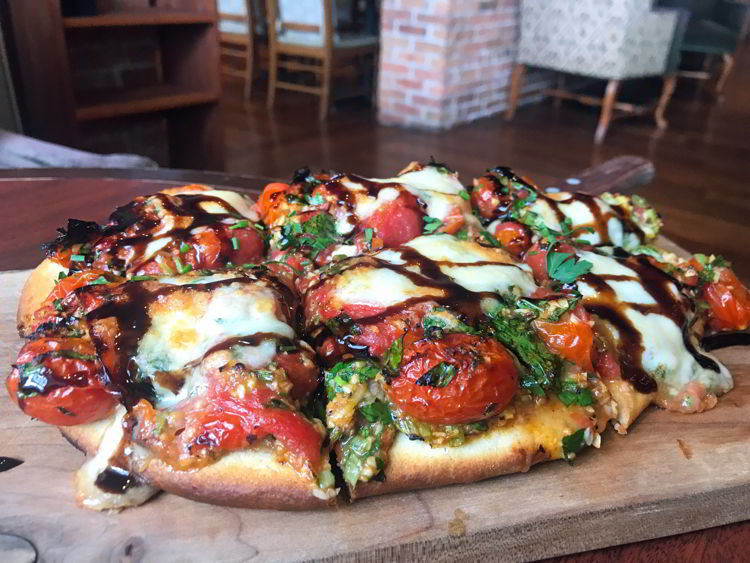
7, 163, 749, 510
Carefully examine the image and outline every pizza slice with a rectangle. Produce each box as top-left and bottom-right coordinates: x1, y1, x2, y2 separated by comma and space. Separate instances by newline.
18, 185, 267, 335
9, 267, 335, 510
255, 161, 479, 274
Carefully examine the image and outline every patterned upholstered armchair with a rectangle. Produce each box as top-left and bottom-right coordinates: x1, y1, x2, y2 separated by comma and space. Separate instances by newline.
506, 0, 688, 143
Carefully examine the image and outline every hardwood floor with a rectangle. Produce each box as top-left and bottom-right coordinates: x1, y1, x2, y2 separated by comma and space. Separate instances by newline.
220, 46, 750, 282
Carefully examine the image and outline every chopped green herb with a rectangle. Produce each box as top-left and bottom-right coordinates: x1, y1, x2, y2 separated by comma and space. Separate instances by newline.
229, 220, 249, 230
459, 190, 470, 201
179, 242, 191, 253
279, 344, 297, 352
324, 359, 380, 400
457, 227, 469, 241
558, 381, 594, 406
562, 428, 587, 462
70, 254, 86, 262
364, 228, 373, 246
174, 257, 192, 274
131, 275, 157, 281
358, 401, 392, 424
56, 406, 75, 416
242, 263, 257, 269
416, 362, 456, 387
384, 337, 404, 376
547, 252, 593, 284
231, 237, 240, 250
423, 216, 443, 234
87, 276, 110, 286
305, 194, 326, 206
480, 229, 500, 247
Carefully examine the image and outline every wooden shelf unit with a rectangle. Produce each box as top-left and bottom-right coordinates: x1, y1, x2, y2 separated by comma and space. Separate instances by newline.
63, 10, 215, 28
4, 1, 224, 169
75, 85, 217, 121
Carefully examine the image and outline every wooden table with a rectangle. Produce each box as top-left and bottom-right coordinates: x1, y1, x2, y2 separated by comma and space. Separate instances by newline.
0, 160, 747, 562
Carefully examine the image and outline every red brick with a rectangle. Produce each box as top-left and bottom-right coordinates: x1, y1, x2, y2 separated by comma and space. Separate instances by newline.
398, 24, 426, 36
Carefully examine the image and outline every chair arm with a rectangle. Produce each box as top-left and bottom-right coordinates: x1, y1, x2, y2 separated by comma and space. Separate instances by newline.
715, 0, 750, 36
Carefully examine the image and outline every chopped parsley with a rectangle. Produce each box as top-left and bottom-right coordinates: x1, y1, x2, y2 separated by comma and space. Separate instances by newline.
562, 428, 587, 462
179, 242, 191, 253
305, 193, 325, 206
459, 189, 470, 201
131, 275, 157, 281
384, 337, 403, 376
324, 359, 380, 400
87, 276, 110, 285
364, 228, 373, 246
231, 237, 240, 250
423, 216, 443, 234
456, 227, 469, 241
228, 220, 249, 230
70, 254, 86, 262
358, 400, 392, 424
415, 362, 456, 387
278, 213, 339, 258
480, 229, 500, 247
558, 381, 594, 406
174, 257, 192, 274
547, 251, 593, 284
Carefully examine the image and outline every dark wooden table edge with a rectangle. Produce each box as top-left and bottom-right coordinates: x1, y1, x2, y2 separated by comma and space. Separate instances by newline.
0, 167, 277, 192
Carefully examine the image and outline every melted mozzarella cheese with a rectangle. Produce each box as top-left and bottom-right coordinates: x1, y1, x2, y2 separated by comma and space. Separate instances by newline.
377, 166, 464, 195
332, 266, 444, 308
576, 250, 732, 399
529, 195, 627, 247
135, 280, 294, 407
400, 235, 539, 296
75, 407, 158, 511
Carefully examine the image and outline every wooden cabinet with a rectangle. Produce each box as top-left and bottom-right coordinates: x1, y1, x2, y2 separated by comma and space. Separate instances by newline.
3, 0, 224, 169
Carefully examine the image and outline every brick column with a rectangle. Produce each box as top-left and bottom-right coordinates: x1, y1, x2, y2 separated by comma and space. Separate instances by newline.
377, 0, 552, 129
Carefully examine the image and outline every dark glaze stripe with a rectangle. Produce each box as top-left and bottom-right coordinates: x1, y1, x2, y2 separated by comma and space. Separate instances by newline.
308, 245, 509, 356
702, 331, 750, 352
580, 253, 720, 393
63, 192, 254, 274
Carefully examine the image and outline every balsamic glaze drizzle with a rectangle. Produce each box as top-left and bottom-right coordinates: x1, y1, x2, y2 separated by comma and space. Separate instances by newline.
0, 457, 23, 472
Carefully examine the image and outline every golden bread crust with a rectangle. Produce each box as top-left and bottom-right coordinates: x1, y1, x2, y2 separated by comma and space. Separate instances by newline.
60, 421, 335, 510
353, 399, 585, 499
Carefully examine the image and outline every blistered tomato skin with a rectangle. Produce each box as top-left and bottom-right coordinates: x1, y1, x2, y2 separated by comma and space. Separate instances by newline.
361, 193, 423, 248
702, 268, 750, 331
387, 333, 518, 425
493, 221, 531, 258
534, 317, 594, 372
8, 338, 118, 426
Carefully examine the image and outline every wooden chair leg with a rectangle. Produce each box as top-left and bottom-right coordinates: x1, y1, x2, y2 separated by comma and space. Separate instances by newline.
244, 39, 255, 100
594, 79, 620, 144
716, 53, 734, 94
319, 57, 332, 121
505, 63, 525, 120
266, 49, 278, 110
655, 75, 677, 130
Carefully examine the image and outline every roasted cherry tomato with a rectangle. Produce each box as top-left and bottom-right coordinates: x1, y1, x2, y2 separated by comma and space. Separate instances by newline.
471, 176, 501, 220
32, 269, 111, 327
534, 315, 594, 372
360, 193, 423, 247
702, 267, 750, 331
220, 224, 266, 265
7, 338, 117, 426
387, 333, 517, 425
594, 350, 621, 381
439, 205, 465, 235
493, 221, 530, 257
257, 182, 292, 222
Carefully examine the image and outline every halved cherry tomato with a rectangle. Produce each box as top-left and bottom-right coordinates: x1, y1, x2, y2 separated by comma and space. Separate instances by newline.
191, 228, 223, 268
471, 176, 501, 220
702, 267, 750, 331
534, 316, 594, 372
257, 182, 291, 221
493, 221, 530, 257
220, 224, 265, 265
387, 333, 517, 425
361, 193, 423, 247
32, 269, 111, 328
439, 205, 465, 235
7, 338, 117, 426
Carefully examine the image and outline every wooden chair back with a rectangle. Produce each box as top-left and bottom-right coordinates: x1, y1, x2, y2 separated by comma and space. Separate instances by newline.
266, 0, 334, 52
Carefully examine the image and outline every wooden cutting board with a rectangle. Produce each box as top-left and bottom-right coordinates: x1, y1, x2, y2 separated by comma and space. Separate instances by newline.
1, 240, 749, 562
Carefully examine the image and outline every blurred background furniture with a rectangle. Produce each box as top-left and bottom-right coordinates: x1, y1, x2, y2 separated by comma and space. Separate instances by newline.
265, 0, 379, 120
218, 0, 268, 99
2, 0, 223, 169
507, 0, 687, 143
658, 0, 750, 93
0, 129, 157, 168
